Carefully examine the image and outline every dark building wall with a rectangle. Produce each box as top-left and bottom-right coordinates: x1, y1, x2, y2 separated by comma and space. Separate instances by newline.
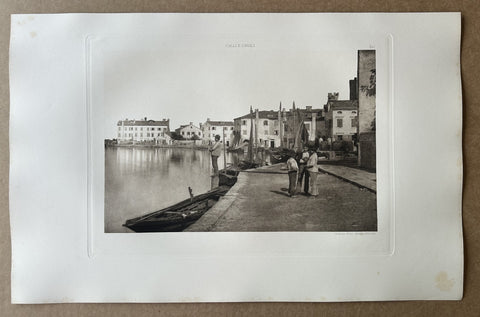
349, 77, 358, 101
357, 50, 376, 170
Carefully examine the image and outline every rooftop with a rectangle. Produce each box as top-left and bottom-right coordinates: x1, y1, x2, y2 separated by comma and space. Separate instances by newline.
205, 120, 234, 126
117, 119, 169, 126
325, 100, 358, 111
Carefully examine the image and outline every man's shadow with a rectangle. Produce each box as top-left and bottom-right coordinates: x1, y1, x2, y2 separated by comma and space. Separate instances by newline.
270, 189, 290, 197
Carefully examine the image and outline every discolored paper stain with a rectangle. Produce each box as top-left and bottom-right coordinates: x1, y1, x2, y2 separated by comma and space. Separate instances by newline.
435, 271, 454, 291
30, 31, 37, 38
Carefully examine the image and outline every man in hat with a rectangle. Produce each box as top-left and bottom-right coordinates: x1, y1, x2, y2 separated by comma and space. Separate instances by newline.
209, 135, 222, 175
286, 153, 299, 197
305, 148, 319, 197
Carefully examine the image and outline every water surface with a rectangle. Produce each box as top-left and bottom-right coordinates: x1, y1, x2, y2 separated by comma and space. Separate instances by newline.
105, 147, 242, 232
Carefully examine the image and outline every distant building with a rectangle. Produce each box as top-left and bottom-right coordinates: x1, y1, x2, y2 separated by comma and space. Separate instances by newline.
201, 119, 234, 146
175, 122, 203, 140
116, 117, 172, 144
357, 50, 376, 169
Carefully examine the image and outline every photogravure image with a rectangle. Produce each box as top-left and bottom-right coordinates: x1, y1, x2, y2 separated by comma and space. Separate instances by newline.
103, 42, 377, 233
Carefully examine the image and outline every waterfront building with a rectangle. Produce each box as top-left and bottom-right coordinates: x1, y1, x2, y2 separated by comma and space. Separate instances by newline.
233, 110, 281, 148
323, 94, 358, 142
175, 122, 203, 140
200, 119, 234, 146
117, 117, 172, 144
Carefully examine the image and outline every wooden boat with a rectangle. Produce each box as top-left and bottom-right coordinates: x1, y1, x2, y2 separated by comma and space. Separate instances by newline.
123, 185, 231, 232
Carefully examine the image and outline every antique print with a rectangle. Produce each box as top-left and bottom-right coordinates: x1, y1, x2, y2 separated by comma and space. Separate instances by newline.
104, 45, 377, 233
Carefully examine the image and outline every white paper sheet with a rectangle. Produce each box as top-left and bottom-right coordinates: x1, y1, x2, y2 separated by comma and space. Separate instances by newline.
9, 13, 463, 303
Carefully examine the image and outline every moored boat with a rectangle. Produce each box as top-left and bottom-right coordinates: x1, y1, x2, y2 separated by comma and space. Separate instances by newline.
123, 185, 232, 232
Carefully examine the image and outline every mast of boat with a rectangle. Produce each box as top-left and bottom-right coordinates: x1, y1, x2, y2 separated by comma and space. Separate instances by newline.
292, 101, 296, 150
248, 106, 254, 163
278, 102, 283, 148
255, 108, 259, 158
222, 129, 227, 172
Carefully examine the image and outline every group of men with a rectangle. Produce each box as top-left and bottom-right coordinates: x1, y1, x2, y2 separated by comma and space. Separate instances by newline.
286, 148, 319, 198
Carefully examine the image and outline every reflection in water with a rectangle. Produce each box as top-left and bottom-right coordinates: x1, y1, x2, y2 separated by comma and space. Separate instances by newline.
105, 147, 243, 233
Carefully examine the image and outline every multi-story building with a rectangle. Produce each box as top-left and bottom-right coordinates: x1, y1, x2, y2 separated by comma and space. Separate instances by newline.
233, 110, 281, 148
175, 122, 203, 140
323, 99, 358, 141
116, 117, 172, 144
201, 119, 235, 146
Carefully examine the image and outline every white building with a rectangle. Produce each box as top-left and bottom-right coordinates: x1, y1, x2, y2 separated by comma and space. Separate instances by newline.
175, 122, 203, 140
233, 110, 281, 148
201, 119, 234, 146
324, 100, 358, 141
117, 118, 172, 144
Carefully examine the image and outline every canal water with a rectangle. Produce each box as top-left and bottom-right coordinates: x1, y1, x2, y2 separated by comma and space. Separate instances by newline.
105, 147, 247, 233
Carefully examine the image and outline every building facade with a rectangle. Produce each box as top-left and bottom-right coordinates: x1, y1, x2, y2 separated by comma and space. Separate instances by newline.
233, 110, 281, 148
201, 119, 234, 146
117, 118, 172, 144
357, 50, 376, 169
324, 99, 358, 142
175, 122, 203, 140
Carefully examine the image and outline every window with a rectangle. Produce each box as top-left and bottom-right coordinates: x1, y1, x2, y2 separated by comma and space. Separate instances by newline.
118, 127, 121, 131
212, 127, 216, 130
129, 133, 132, 137
124, 127, 127, 130
135, 133, 137, 137
135, 127, 137, 131
351, 118, 357, 127
140, 127, 143, 131
337, 118, 343, 128
182, 132, 185, 135
140, 133, 143, 137
264, 130, 268, 135
163, 127, 167, 131
274, 130, 278, 135
242, 130, 247, 135
337, 111, 343, 114
187, 132, 191, 136
263, 120, 268, 126
147, 133, 150, 137
231, 127, 234, 130
224, 127, 228, 131
130, 127, 133, 131
242, 120, 247, 125
118, 133, 121, 137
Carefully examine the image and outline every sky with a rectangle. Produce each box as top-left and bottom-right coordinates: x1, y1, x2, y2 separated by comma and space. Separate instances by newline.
102, 44, 358, 139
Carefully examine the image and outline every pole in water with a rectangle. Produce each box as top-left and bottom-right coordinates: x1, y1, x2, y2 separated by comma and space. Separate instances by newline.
188, 187, 194, 201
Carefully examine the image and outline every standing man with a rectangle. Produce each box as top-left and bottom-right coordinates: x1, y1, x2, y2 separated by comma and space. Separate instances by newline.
297, 147, 310, 190
305, 148, 319, 197
209, 135, 222, 175
286, 154, 299, 197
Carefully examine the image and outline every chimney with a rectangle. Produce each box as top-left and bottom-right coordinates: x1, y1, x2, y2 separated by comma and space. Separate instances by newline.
207, 118, 210, 122
144, 117, 147, 121
349, 77, 358, 100
306, 106, 312, 111
328, 93, 339, 101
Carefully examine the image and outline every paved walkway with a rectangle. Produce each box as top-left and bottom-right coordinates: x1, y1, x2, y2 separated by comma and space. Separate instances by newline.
186, 163, 377, 232
317, 164, 376, 193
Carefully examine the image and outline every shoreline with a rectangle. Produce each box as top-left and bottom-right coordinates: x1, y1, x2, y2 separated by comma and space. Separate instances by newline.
106, 144, 210, 150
